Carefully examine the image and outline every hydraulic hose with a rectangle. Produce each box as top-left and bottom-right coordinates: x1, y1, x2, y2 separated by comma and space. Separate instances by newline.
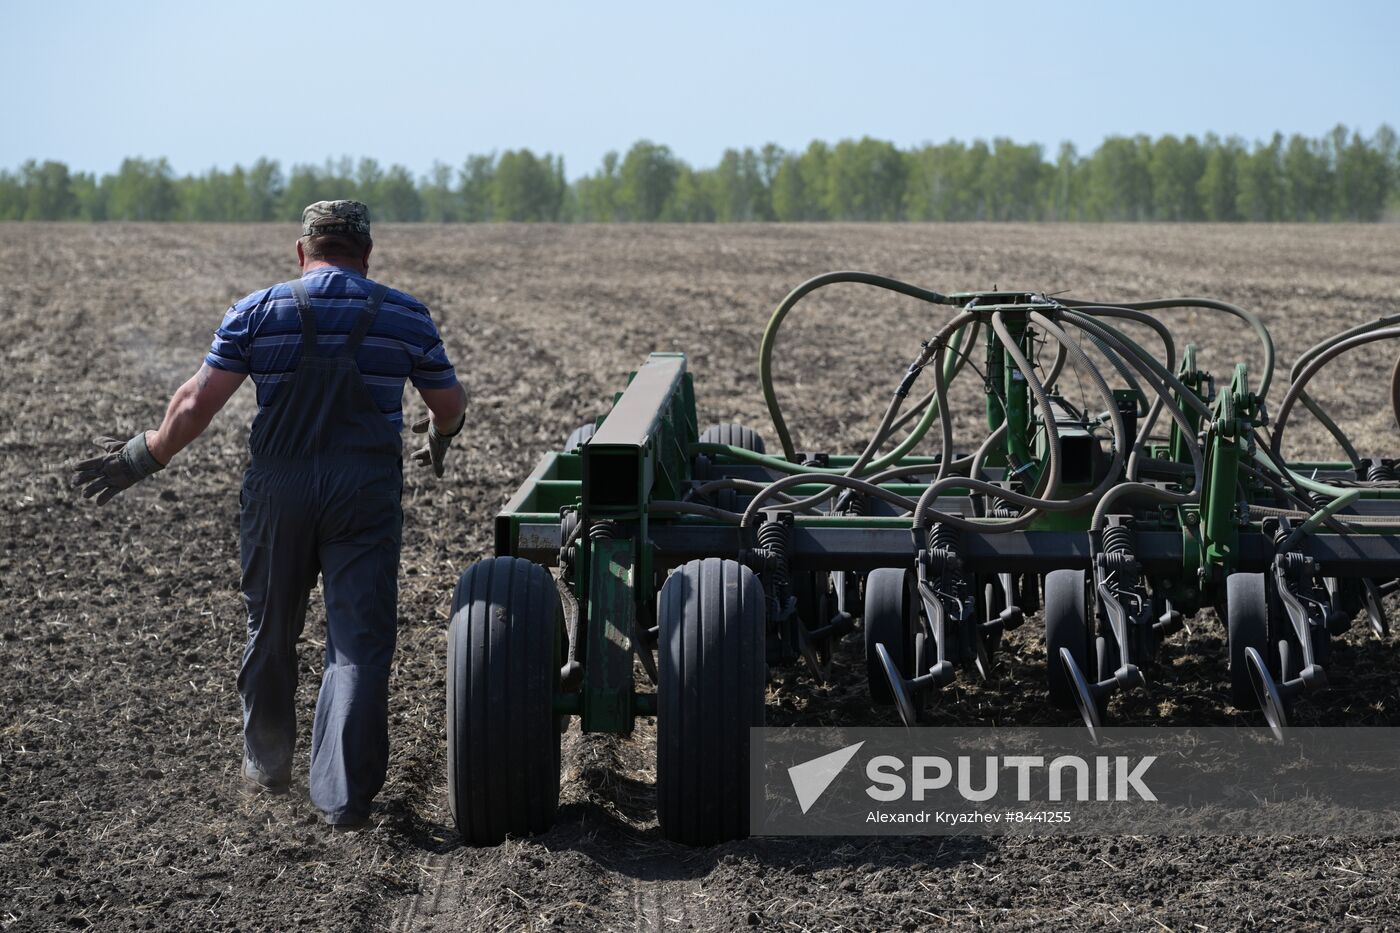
767, 311, 978, 514
1271, 327, 1400, 467
1283, 314, 1400, 466
1056, 309, 1205, 532
759, 271, 952, 461
1063, 296, 1275, 399
737, 474, 921, 530
906, 309, 1129, 534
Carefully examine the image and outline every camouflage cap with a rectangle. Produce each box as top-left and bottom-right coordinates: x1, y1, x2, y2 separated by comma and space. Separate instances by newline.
301, 200, 372, 238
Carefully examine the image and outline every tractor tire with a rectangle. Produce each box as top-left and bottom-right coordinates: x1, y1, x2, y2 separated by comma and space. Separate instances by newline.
447, 556, 563, 846
1226, 572, 1271, 709
564, 422, 596, 452
657, 558, 766, 846
864, 568, 916, 705
1045, 569, 1092, 710
698, 422, 767, 454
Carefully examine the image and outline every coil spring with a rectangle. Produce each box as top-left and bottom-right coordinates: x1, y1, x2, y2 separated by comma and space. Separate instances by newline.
1101, 524, 1133, 555
756, 519, 791, 588
988, 503, 1017, 519
589, 520, 618, 541
929, 522, 958, 553
1368, 459, 1396, 482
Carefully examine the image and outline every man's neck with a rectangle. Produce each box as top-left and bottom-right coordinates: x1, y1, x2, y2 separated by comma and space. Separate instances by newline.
302, 260, 367, 276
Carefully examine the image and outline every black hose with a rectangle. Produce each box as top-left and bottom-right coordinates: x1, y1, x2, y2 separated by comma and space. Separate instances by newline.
759, 271, 953, 460
1271, 328, 1400, 466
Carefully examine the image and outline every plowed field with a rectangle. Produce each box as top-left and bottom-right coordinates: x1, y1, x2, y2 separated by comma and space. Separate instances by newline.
4, 223, 1400, 931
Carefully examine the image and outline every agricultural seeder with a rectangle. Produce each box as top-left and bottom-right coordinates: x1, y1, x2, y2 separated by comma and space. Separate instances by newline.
445, 271, 1400, 846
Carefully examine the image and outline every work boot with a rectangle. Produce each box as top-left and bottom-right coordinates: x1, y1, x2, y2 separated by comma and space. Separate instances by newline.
242, 757, 290, 794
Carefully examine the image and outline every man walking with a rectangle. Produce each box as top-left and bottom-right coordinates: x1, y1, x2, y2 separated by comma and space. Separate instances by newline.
71, 201, 467, 828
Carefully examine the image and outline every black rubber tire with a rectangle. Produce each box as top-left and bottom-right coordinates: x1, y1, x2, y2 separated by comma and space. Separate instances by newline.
1045, 569, 1091, 710
1226, 572, 1270, 709
564, 422, 596, 452
447, 557, 563, 846
698, 422, 766, 454
657, 558, 766, 846
865, 568, 915, 705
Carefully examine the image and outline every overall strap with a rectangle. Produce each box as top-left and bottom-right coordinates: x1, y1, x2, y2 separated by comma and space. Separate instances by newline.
341, 283, 390, 358
289, 279, 320, 356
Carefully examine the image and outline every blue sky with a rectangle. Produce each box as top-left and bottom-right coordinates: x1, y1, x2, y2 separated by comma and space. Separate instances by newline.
5, 0, 1397, 179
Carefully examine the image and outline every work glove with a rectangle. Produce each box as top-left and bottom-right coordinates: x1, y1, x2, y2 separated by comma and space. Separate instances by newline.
71, 433, 165, 505
410, 413, 465, 478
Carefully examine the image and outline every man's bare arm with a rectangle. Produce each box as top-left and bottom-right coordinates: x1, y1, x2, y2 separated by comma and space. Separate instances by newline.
418, 383, 467, 433
146, 364, 247, 464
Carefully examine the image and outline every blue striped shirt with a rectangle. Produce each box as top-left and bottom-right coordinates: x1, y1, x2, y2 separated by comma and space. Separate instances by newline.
205, 266, 458, 431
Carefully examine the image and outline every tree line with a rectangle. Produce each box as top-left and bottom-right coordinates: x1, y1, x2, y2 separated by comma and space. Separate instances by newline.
2, 126, 1395, 223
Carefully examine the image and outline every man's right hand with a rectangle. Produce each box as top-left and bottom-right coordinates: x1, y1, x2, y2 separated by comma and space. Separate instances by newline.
71, 433, 166, 505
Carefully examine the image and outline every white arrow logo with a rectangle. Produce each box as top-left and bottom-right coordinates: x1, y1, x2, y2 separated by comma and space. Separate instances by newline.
788, 742, 865, 814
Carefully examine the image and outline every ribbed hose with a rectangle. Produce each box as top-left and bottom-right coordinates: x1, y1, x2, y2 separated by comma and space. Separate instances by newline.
1056, 309, 1206, 532
686, 478, 804, 505
886, 320, 980, 435
908, 309, 1128, 532
1392, 350, 1400, 434
757, 310, 978, 515
1288, 314, 1400, 466
1271, 327, 1400, 467
737, 474, 920, 530
1063, 296, 1274, 399
1069, 307, 1179, 480
759, 271, 952, 461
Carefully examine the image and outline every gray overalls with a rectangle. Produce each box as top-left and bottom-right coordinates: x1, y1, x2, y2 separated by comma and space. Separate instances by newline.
237, 277, 403, 822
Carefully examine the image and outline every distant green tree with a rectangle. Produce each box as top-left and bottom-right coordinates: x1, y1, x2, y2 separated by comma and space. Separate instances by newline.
984, 139, 1048, 220
1046, 142, 1083, 221
421, 161, 459, 222
1336, 127, 1391, 221
181, 166, 241, 220
771, 142, 830, 220
826, 137, 905, 221
492, 149, 564, 221
21, 160, 77, 220
573, 151, 619, 222
1148, 135, 1204, 221
377, 164, 424, 221
904, 141, 972, 221
459, 154, 496, 222
1281, 134, 1332, 220
712, 147, 771, 221
617, 141, 679, 221
245, 158, 283, 221
107, 157, 178, 220
1236, 133, 1285, 221
1198, 136, 1244, 222
0, 170, 23, 220
1085, 136, 1152, 220
662, 165, 716, 221
278, 162, 341, 221
70, 171, 105, 220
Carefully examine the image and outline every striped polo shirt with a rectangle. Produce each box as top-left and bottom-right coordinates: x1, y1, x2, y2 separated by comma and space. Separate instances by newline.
205, 266, 458, 431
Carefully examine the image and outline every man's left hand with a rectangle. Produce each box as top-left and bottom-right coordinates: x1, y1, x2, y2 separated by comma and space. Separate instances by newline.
72, 433, 166, 505
410, 414, 465, 478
